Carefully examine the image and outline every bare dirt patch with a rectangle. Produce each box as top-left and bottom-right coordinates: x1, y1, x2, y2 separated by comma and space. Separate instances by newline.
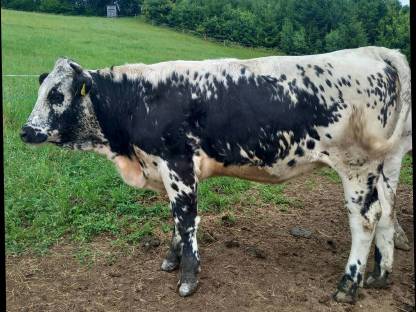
6, 172, 414, 312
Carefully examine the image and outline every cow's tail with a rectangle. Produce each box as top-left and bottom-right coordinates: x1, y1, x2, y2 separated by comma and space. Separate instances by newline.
351, 47, 411, 157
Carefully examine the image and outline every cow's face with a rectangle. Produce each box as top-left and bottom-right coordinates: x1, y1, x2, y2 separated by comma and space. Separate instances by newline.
20, 58, 97, 147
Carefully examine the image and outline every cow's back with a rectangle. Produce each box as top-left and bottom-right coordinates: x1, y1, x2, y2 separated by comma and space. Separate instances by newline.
107, 47, 408, 171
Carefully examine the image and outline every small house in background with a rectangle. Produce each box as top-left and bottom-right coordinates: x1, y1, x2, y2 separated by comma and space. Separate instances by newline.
107, 5, 117, 18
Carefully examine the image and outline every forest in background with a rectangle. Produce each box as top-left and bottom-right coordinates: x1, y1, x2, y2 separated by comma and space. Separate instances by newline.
141, 0, 410, 59
1, 0, 410, 59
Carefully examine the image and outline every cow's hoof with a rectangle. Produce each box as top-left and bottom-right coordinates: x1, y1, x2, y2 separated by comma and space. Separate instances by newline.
161, 258, 179, 272
178, 281, 198, 297
394, 231, 411, 251
365, 272, 390, 289
333, 275, 358, 304
332, 289, 357, 304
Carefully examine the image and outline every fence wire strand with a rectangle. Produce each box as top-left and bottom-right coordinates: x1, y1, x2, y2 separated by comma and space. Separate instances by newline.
3, 75, 38, 77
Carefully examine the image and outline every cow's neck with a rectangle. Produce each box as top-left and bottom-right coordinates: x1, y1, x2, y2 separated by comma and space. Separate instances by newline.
88, 70, 149, 158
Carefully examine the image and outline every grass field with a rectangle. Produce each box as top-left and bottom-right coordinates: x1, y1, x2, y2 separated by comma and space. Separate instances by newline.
2, 9, 412, 255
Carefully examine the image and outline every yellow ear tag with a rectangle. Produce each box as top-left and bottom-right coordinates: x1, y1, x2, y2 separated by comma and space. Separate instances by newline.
81, 83, 86, 96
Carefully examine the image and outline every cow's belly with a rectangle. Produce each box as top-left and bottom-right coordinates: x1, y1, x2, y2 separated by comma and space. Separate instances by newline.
113, 146, 326, 192
195, 152, 324, 184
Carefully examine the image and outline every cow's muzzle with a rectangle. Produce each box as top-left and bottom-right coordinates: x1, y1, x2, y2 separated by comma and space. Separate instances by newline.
20, 125, 48, 144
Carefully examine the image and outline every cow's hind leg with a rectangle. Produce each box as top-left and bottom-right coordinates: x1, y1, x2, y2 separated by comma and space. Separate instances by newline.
386, 151, 411, 251
366, 190, 394, 289
333, 163, 382, 303
160, 160, 200, 297
161, 224, 181, 272
380, 142, 411, 251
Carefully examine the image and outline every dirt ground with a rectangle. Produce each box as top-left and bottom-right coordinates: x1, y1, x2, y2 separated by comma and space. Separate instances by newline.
6, 172, 414, 312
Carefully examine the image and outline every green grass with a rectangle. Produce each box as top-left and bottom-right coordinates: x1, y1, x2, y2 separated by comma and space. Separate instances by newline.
2, 9, 279, 254
319, 167, 342, 184
3, 10, 412, 255
1, 10, 274, 75
400, 154, 413, 186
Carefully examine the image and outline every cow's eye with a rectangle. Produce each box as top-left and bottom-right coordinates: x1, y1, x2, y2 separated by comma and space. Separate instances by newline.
47, 87, 64, 105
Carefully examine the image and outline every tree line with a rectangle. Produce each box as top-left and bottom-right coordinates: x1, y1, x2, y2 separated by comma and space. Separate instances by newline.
1, 0, 140, 16
2, 0, 410, 60
141, 0, 409, 59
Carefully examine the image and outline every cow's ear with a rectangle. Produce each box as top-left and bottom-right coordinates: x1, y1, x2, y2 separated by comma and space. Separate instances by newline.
74, 74, 92, 96
69, 62, 83, 74
39, 72, 49, 85
70, 61, 92, 96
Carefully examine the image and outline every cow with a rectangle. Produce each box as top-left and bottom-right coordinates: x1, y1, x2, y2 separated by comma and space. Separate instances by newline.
20, 46, 411, 303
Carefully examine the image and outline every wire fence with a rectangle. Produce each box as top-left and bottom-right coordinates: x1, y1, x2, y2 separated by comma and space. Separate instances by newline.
3, 75, 38, 77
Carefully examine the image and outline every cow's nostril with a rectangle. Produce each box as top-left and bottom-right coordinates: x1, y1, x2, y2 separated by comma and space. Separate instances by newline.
20, 126, 30, 142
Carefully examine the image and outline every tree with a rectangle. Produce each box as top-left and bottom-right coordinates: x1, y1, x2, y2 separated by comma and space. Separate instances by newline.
343, 18, 368, 48
142, 0, 173, 24
280, 18, 294, 53
39, 0, 72, 13
376, 3, 410, 60
325, 28, 343, 52
2, 0, 38, 11
117, 0, 140, 16
292, 27, 307, 55
353, 0, 387, 43
325, 17, 368, 52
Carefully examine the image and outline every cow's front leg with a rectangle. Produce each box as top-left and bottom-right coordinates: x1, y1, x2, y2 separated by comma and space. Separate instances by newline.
160, 160, 200, 297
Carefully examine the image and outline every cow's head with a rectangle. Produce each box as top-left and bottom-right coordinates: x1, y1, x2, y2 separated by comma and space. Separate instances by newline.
21, 58, 102, 148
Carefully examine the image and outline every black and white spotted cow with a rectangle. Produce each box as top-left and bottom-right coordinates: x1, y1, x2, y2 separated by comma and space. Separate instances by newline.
21, 46, 411, 303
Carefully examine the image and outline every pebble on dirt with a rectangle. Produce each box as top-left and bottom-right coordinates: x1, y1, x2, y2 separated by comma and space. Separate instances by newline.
221, 214, 236, 227
200, 231, 216, 244
290, 226, 313, 238
108, 271, 122, 278
326, 239, 337, 252
224, 239, 240, 248
140, 236, 161, 251
246, 246, 267, 259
